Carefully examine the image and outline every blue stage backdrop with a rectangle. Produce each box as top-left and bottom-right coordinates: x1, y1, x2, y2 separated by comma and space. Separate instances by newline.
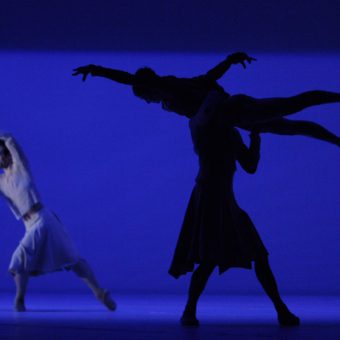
0, 52, 339, 294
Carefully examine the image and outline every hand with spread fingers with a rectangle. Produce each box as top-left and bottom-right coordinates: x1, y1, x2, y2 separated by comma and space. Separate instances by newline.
227, 52, 257, 69
72, 64, 96, 81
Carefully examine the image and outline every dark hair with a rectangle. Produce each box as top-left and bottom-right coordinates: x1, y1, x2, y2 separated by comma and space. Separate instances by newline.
134, 67, 158, 82
132, 67, 160, 99
0, 140, 9, 156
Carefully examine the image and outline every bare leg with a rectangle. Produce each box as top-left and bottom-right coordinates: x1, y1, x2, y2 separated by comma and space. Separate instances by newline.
71, 259, 116, 311
13, 273, 29, 312
181, 262, 215, 326
254, 256, 300, 326
241, 118, 340, 146
224, 90, 340, 125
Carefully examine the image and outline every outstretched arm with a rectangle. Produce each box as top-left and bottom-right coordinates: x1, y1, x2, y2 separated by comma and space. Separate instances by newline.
73, 64, 135, 84
205, 52, 256, 81
232, 129, 261, 174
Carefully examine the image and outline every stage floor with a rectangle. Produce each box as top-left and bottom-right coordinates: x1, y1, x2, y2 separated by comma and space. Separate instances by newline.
0, 294, 340, 339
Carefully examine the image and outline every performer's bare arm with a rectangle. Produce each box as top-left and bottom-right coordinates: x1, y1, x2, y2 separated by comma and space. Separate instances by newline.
72, 65, 135, 84
205, 52, 256, 81
0, 134, 28, 171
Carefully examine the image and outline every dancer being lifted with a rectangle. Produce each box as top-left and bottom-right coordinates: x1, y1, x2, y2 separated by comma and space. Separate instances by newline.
73, 52, 340, 146
0, 134, 116, 312
168, 98, 300, 327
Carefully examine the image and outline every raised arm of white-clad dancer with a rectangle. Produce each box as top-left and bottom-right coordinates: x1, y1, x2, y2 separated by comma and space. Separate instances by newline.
0, 134, 30, 173
0, 134, 40, 219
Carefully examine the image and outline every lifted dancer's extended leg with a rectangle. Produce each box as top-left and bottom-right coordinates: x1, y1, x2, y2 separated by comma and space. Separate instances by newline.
226, 90, 340, 125
242, 118, 340, 147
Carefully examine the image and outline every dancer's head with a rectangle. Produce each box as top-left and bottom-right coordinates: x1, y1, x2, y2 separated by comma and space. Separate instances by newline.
133, 67, 164, 103
0, 140, 12, 169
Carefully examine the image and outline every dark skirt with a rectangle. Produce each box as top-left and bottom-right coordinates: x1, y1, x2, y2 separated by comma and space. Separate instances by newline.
169, 181, 268, 278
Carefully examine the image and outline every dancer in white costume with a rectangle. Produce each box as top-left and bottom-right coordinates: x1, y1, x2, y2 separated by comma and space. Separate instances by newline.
0, 134, 116, 312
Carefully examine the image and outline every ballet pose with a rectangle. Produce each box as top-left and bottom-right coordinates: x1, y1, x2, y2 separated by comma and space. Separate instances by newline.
168, 100, 300, 327
73, 52, 340, 146
0, 134, 116, 312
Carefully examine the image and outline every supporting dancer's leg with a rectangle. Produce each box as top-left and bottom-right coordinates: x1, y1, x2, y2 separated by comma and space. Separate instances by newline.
226, 90, 340, 125
13, 273, 29, 312
181, 262, 215, 326
71, 259, 116, 310
242, 118, 340, 146
254, 256, 300, 326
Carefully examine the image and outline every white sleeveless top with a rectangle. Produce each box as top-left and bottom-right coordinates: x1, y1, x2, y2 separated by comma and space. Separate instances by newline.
0, 137, 40, 220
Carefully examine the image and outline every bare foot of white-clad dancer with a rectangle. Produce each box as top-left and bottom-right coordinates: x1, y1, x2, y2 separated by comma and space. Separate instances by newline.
95, 289, 117, 311
14, 296, 26, 312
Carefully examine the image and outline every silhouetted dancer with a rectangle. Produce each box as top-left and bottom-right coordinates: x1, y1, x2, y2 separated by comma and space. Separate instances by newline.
0, 134, 116, 312
73, 52, 340, 146
168, 101, 300, 327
